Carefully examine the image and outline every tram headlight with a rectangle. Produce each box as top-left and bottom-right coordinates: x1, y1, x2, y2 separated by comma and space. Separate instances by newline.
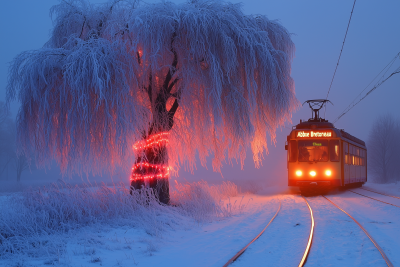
296, 170, 302, 176
325, 170, 332, 176
309, 171, 316, 177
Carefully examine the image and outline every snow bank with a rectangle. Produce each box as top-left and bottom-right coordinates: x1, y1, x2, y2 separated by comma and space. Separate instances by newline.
0, 180, 241, 261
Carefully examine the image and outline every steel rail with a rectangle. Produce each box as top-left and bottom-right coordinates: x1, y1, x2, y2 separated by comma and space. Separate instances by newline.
222, 200, 281, 267
322, 196, 394, 267
298, 196, 315, 267
349, 190, 400, 208
360, 187, 400, 200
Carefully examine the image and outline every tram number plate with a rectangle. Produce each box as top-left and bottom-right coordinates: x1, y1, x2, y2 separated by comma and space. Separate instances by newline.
297, 131, 332, 138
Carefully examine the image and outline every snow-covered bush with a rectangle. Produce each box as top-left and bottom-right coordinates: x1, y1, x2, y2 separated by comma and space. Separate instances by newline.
0, 180, 242, 259
0, 181, 172, 259
171, 180, 241, 221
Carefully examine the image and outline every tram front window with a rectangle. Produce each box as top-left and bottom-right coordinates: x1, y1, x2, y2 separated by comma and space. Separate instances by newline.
298, 140, 329, 162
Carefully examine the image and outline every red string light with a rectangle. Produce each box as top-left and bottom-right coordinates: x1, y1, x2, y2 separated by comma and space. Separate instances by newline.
131, 169, 170, 180
131, 132, 170, 181
133, 132, 169, 151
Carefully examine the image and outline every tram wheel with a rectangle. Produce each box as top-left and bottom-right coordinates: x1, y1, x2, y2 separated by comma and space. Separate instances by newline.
345, 182, 363, 189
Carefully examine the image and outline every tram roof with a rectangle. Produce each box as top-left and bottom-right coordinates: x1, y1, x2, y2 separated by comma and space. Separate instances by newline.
292, 119, 366, 147
339, 130, 366, 147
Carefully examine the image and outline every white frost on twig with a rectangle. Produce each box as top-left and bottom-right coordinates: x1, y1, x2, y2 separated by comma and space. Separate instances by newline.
7, 0, 298, 175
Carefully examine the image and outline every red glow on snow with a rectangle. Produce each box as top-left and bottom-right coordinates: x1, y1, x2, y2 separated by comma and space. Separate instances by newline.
131, 132, 170, 181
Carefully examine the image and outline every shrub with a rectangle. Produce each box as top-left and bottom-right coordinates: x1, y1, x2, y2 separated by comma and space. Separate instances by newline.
0, 180, 242, 260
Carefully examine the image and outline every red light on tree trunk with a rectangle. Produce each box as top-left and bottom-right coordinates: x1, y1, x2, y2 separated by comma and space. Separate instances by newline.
131, 132, 170, 181
133, 132, 170, 151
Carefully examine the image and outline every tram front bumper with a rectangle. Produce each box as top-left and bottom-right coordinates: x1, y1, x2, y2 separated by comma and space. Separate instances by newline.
289, 180, 341, 187
296, 181, 331, 186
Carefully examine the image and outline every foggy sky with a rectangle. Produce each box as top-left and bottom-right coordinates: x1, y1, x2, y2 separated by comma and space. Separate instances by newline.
0, 0, 399, 186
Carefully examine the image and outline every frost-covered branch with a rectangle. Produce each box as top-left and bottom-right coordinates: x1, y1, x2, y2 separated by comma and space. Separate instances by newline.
7, 0, 298, 175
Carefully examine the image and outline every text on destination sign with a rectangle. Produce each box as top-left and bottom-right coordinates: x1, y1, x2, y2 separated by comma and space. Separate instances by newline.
296, 131, 332, 138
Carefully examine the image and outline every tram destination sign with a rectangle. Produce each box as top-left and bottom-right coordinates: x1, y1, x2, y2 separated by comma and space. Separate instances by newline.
296, 130, 332, 138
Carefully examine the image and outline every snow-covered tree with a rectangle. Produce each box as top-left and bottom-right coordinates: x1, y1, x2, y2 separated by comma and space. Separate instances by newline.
7, 0, 298, 203
0, 108, 32, 182
0, 102, 13, 179
368, 114, 400, 183
0, 101, 7, 126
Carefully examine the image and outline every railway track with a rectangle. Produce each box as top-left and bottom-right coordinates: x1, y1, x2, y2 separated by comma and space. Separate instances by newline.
348, 189, 400, 208
322, 195, 394, 267
223, 197, 314, 267
224, 191, 395, 266
299, 196, 314, 267
222, 200, 281, 267
360, 187, 400, 200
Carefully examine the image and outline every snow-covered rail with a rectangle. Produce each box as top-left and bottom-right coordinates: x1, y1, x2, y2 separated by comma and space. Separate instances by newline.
360, 187, 400, 200
223, 196, 315, 267
322, 195, 394, 267
298, 196, 315, 267
348, 190, 400, 208
222, 200, 281, 267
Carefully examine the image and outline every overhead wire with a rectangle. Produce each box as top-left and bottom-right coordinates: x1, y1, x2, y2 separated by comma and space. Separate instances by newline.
342, 53, 399, 107
333, 53, 400, 123
325, 0, 357, 101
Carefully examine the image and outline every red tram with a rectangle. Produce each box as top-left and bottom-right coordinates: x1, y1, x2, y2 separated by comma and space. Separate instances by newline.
285, 100, 367, 193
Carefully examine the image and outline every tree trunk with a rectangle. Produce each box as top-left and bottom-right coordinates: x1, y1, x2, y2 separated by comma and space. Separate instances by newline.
129, 38, 178, 204
130, 134, 170, 204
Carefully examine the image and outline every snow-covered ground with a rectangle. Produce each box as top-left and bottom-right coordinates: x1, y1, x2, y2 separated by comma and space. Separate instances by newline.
63, 195, 279, 267
1, 182, 400, 267
324, 187, 400, 266
230, 195, 311, 267
306, 195, 391, 267
363, 181, 400, 198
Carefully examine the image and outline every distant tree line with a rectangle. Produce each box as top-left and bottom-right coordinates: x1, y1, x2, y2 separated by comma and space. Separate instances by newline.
367, 114, 400, 183
0, 101, 30, 182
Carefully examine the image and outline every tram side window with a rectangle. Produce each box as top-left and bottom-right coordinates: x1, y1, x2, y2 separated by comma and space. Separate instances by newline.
344, 142, 349, 164
361, 149, 366, 166
346, 145, 365, 166
330, 140, 340, 162
288, 140, 297, 162
356, 148, 360, 165
355, 148, 358, 165
364, 150, 366, 166
350, 145, 355, 165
